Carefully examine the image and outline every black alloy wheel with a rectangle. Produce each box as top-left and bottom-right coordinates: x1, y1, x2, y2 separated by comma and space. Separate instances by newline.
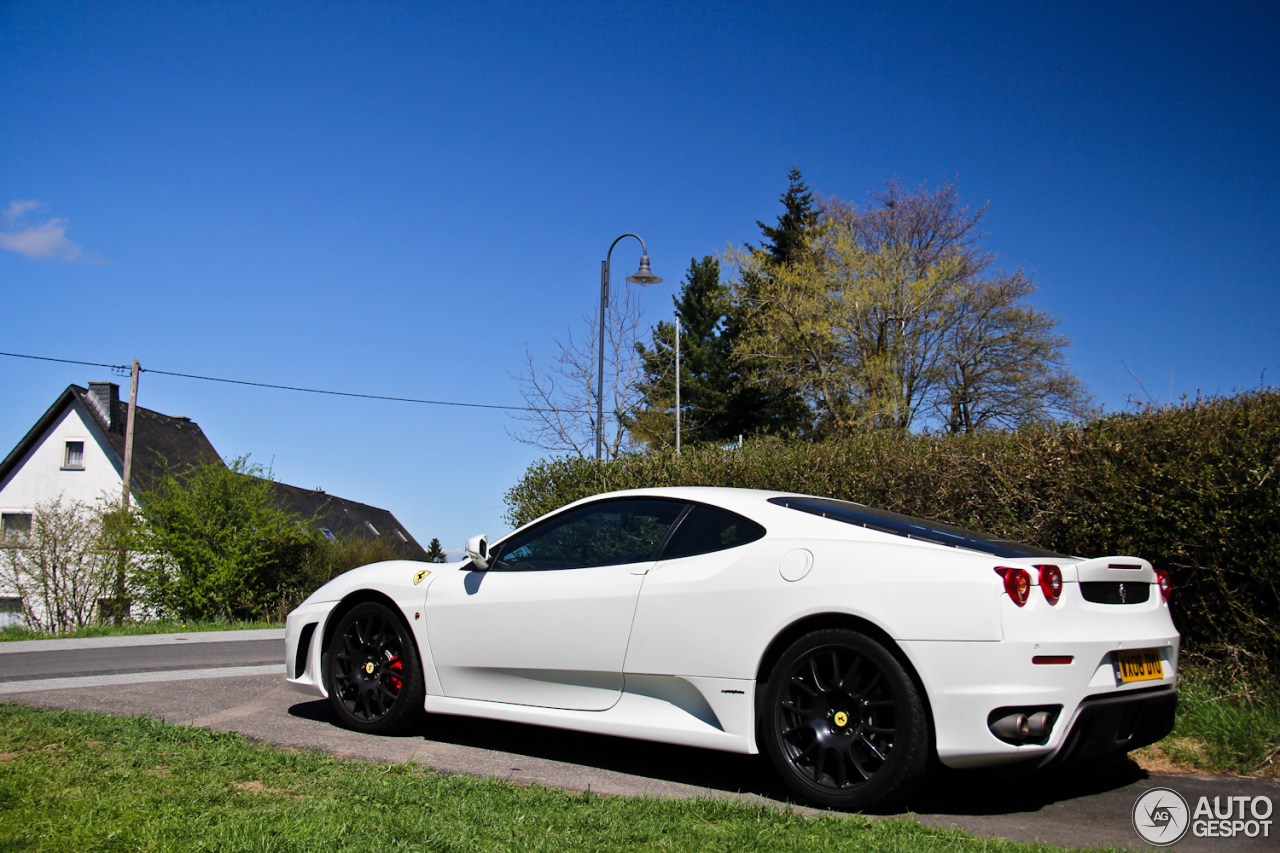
324, 601, 425, 734
761, 628, 930, 810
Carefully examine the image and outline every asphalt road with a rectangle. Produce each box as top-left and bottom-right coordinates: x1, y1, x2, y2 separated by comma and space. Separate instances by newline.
2, 630, 1275, 851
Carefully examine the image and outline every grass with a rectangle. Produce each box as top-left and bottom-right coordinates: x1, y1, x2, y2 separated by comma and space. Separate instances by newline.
1132, 663, 1280, 777
0, 704, 1087, 853
0, 619, 282, 642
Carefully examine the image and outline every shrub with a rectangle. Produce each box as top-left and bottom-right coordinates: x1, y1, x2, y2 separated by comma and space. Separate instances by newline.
0, 496, 116, 632
132, 457, 325, 621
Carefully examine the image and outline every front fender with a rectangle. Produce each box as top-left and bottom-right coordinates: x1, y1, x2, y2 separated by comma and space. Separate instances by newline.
288, 559, 460, 700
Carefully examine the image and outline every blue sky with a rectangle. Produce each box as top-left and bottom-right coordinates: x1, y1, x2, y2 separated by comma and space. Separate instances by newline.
3, 1, 1277, 551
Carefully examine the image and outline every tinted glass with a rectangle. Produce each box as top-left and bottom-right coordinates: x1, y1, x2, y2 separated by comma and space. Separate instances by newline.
660, 505, 766, 560
768, 496, 1068, 559
493, 499, 685, 571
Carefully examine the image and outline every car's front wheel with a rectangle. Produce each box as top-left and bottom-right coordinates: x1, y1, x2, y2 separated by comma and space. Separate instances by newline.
323, 601, 425, 734
760, 628, 930, 810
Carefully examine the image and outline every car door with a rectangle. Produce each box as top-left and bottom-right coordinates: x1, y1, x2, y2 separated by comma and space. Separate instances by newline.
623, 502, 769, 679
425, 498, 687, 711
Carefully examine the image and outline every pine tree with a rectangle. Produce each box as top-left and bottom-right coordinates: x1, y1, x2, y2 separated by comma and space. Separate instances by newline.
426, 538, 448, 563
719, 168, 818, 437
756, 167, 820, 267
631, 169, 821, 448
630, 257, 731, 448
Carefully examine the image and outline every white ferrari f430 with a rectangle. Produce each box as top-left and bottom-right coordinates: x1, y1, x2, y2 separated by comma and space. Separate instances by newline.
286, 487, 1178, 809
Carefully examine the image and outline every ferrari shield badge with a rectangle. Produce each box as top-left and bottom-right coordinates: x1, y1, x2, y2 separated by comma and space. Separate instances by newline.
413, 569, 431, 585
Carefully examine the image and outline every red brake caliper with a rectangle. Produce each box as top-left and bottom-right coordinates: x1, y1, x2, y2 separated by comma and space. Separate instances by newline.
388, 657, 403, 692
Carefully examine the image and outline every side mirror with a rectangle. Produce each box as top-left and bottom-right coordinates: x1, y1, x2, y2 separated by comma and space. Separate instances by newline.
465, 534, 489, 570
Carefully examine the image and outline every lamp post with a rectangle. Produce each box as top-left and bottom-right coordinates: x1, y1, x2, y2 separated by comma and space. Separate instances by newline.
675, 315, 681, 456
598, 233, 661, 460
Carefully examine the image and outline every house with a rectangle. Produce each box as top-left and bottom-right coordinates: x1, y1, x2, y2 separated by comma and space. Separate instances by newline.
0, 382, 428, 623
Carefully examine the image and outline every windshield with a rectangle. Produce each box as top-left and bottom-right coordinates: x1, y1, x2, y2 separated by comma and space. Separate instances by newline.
768, 496, 1069, 559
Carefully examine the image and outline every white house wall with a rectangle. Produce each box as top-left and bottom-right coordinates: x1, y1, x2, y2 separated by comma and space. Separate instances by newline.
0, 400, 129, 627
0, 398, 125, 516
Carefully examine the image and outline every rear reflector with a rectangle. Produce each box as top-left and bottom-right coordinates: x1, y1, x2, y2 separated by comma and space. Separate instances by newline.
1032, 655, 1074, 665
1154, 568, 1172, 603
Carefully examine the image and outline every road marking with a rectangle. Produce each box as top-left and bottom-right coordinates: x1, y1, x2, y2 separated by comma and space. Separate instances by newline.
0, 664, 285, 694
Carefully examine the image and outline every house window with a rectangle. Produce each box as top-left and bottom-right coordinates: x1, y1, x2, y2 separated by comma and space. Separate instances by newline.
395, 529, 408, 544
365, 521, 380, 536
321, 528, 336, 541
63, 440, 85, 470
1, 513, 32, 546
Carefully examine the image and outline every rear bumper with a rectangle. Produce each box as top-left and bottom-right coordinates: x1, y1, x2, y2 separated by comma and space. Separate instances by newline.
1041, 684, 1177, 767
900, 635, 1179, 769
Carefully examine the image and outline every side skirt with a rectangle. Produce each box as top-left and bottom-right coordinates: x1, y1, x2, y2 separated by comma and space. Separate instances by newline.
424, 674, 758, 754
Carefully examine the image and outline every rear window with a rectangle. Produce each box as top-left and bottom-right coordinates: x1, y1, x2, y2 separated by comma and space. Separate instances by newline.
767, 496, 1067, 559
660, 504, 766, 560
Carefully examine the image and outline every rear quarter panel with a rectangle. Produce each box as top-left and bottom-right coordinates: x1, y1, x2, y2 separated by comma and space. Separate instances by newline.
623, 536, 1001, 680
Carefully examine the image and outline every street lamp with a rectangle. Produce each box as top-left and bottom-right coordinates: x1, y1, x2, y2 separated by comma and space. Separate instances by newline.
598, 233, 661, 460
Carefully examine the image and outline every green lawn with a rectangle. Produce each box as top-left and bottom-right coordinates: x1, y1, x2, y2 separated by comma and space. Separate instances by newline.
0, 619, 282, 642
0, 705, 1089, 853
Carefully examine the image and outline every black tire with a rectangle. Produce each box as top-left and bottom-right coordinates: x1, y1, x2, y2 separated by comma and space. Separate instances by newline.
760, 628, 930, 810
323, 601, 425, 734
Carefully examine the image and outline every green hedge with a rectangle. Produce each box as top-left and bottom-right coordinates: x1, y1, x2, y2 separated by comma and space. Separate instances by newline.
504, 390, 1280, 673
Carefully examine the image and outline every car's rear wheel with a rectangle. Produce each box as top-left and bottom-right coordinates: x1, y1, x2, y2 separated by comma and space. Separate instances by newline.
760, 628, 930, 810
323, 601, 424, 734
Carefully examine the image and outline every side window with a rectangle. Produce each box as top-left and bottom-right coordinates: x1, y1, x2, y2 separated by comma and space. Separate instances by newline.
660, 504, 766, 560
492, 499, 686, 571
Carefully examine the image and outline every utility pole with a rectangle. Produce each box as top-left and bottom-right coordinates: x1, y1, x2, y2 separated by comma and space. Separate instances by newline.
110, 359, 139, 624
675, 315, 681, 456
121, 360, 140, 508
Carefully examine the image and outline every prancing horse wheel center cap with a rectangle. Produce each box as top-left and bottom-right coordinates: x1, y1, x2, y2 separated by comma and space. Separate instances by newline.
833, 711, 849, 727
364, 662, 376, 675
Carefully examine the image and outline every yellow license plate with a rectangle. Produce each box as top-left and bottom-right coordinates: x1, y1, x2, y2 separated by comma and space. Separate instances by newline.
1117, 648, 1164, 683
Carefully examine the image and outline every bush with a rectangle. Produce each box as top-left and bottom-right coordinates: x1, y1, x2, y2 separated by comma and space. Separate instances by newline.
132, 457, 325, 621
504, 389, 1280, 675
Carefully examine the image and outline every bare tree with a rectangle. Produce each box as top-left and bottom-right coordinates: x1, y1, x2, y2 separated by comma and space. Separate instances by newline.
0, 496, 115, 633
509, 279, 649, 459
935, 271, 1095, 432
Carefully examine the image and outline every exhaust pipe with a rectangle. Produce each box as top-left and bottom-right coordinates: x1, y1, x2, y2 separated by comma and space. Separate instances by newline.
990, 713, 1030, 741
1026, 711, 1053, 739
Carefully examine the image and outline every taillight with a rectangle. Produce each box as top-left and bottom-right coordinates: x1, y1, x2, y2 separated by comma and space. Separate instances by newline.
995, 567, 1032, 606
1036, 564, 1063, 605
1154, 568, 1172, 603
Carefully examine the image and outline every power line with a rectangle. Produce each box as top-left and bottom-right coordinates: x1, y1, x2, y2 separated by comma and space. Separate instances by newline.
0, 350, 590, 414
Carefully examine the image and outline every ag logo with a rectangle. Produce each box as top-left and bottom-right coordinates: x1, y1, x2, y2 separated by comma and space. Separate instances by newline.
1133, 786, 1190, 846
413, 569, 431, 585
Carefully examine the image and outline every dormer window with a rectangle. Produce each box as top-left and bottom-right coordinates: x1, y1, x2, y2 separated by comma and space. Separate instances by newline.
365, 521, 380, 536
63, 441, 85, 470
